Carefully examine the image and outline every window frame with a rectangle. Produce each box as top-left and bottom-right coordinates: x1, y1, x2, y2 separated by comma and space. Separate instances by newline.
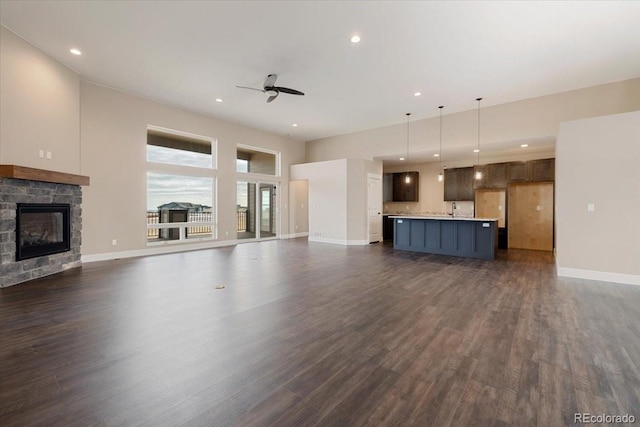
236, 143, 280, 177
146, 125, 218, 245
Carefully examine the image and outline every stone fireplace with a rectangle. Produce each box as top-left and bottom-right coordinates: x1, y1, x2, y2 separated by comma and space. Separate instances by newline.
0, 165, 89, 287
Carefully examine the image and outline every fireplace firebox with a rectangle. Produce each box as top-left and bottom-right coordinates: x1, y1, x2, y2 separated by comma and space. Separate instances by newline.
16, 204, 71, 261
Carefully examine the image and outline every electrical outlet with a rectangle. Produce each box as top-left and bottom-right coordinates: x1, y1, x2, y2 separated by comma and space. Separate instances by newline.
38, 149, 45, 158
225, 230, 229, 236
295, 225, 299, 230
46, 151, 52, 159
536, 205, 542, 211
111, 239, 117, 246
587, 203, 595, 212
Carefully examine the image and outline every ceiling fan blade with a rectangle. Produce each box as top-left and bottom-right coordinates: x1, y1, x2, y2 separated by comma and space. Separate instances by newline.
236, 85, 265, 93
275, 86, 304, 96
267, 93, 279, 103
264, 74, 277, 89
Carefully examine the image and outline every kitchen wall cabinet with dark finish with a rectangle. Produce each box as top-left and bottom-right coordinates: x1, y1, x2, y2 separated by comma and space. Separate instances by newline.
508, 159, 554, 182
392, 171, 419, 202
444, 167, 474, 201
529, 158, 554, 181
475, 162, 508, 189
383, 173, 393, 202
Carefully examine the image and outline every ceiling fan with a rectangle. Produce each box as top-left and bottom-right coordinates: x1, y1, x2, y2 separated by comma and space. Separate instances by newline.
236, 74, 305, 103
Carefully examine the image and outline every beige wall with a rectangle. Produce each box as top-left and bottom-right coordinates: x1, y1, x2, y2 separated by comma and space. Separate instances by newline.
290, 158, 381, 244
291, 160, 348, 243
0, 26, 80, 173
288, 180, 309, 236
556, 111, 640, 285
80, 82, 305, 257
346, 159, 383, 241
306, 79, 640, 164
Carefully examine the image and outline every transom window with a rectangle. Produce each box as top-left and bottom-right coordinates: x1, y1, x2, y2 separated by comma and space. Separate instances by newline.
236, 146, 278, 176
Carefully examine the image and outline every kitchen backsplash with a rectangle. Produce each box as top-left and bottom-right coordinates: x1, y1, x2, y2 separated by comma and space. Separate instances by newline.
384, 201, 475, 217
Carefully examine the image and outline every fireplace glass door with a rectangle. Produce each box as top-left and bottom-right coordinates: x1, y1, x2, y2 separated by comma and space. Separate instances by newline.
16, 204, 71, 260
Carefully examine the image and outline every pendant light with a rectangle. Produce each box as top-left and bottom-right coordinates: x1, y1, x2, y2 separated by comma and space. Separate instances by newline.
405, 113, 411, 184
474, 97, 483, 180
437, 106, 444, 182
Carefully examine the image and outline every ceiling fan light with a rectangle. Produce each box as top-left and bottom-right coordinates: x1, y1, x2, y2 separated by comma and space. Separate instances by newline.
265, 89, 278, 97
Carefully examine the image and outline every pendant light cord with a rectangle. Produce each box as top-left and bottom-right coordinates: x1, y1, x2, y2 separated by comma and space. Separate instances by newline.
476, 98, 482, 166
438, 106, 444, 172
406, 113, 411, 162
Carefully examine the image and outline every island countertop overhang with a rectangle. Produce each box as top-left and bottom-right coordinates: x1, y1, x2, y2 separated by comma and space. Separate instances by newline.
389, 215, 498, 222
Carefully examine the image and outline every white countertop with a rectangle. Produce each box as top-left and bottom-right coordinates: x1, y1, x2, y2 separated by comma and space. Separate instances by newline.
389, 215, 498, 222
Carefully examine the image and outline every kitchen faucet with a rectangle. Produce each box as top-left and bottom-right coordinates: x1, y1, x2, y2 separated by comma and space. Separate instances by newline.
450, 202, 456, 217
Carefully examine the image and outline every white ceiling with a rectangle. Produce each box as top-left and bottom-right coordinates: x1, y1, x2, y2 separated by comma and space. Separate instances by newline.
1, 1, 639, 143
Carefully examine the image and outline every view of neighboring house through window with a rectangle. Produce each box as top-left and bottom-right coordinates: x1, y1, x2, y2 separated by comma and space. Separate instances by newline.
146, 127, 217, 244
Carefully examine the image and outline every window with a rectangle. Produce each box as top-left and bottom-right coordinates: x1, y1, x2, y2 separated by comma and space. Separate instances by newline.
237, 146, 278, 175
147, 129, 215, 168
146, 126, 217, 244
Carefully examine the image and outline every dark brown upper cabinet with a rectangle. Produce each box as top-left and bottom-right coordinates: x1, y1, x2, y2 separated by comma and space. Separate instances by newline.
392, 172, 419, 202
444, 167, 474, 201
475, 162, 508, 189
528, 158, 555, 181
383, 173, 394, 202
508, 162, 529, 182
508, 159, 554, 182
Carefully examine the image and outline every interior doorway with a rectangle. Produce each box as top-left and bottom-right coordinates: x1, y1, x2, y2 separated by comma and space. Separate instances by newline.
508, 182, 554, 251
368, 174, 382, 243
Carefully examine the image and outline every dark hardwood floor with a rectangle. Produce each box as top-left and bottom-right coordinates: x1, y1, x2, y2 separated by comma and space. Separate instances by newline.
1, 239, 639, 426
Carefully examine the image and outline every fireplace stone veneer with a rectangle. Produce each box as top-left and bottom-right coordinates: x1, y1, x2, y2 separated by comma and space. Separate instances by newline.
1, 178, 82, 287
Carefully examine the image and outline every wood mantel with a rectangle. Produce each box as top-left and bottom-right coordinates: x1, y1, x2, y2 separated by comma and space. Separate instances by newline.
0, 165, 90, 186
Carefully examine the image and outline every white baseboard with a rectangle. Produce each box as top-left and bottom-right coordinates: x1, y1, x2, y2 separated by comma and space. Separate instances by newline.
557, 267, 640, 286
280, 232, 309, 239
308, 236, 370, 246
82, 239, 238, 263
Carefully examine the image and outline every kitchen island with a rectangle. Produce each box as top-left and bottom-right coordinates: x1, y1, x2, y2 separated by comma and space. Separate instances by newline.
391, 216, 499, 260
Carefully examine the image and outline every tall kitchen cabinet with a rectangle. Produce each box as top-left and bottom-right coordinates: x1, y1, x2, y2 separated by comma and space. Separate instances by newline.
507, 182, 554, 251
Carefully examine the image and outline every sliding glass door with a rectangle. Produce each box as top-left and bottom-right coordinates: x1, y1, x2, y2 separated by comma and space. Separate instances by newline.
236, 181, 277, 240
259, 184, 276, 238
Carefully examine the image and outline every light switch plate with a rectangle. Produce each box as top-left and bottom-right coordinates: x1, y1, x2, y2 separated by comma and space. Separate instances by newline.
587, 203, 595, 212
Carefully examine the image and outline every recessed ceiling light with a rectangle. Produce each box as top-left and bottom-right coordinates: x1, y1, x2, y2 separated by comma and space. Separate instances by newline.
414, 92, 421, 97
433, 153, 439, 157
350, 35, 361, 43
399, 157, 405, 161
69, 48, 82, 56
292, 124, 298, 127
473, 149, 480, 153
215, 98, 223, 103
521, 144, 529, 148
